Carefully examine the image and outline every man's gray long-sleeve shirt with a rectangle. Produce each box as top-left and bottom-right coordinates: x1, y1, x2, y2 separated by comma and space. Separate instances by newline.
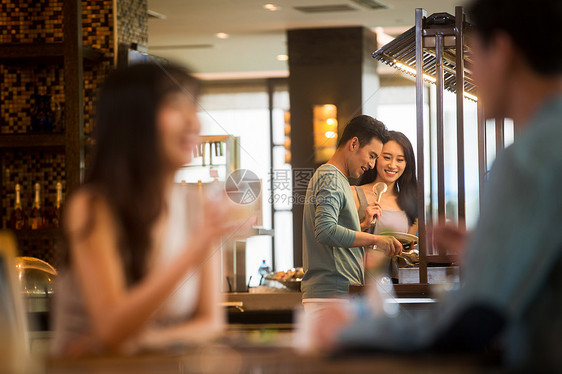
301, 164, 363, 299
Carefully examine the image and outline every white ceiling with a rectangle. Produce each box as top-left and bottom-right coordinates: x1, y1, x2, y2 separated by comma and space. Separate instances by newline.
147, 0, 467, 79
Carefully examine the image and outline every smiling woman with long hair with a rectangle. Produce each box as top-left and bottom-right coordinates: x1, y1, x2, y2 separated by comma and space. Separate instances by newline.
51, 63, 252, 357
352, 130, 418, 281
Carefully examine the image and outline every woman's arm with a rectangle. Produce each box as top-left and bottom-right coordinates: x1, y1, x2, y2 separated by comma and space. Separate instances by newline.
191, 248, 224, 334
66, 191, 241, 353
134, 250, 225, 348
408, 219, 418, 236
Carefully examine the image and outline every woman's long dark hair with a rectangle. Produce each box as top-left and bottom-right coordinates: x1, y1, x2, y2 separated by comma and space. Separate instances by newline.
61, 63, 200, 285
358, 131, 418, 226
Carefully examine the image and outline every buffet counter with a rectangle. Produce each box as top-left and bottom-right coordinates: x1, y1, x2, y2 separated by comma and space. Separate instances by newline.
224, 292, 302, 312
223, 291, 302, 326
223, 291, 437, 327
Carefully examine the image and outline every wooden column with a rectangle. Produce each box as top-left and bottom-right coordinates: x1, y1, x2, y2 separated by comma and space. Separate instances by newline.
435, 33, 446, 227
477, 100, 487, 209
415, 8, 428, 283
287, 27, 378, 266
455, 6, 466, 228
63, 0, 84, 193
495, 117, 505, 152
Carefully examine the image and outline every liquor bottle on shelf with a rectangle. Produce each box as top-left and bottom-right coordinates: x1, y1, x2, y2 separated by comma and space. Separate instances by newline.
52, 182, 63, 228
9, 184, 26, 230
53, 102, 65, 133
31, 90, 54, 133
29, 183, 45, 230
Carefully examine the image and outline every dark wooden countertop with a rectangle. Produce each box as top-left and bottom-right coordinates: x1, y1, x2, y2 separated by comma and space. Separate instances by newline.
46, 343, 503, 374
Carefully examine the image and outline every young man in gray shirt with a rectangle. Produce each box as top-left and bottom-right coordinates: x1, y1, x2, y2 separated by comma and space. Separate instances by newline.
301, 115, 402, 314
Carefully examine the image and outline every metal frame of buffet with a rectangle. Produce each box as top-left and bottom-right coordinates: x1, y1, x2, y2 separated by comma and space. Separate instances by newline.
373, 6, 511, 294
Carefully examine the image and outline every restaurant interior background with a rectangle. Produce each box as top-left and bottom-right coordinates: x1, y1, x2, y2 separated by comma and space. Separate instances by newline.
1, 0, 516, 346
145, 0, 514, 285
0, 0, 515, 284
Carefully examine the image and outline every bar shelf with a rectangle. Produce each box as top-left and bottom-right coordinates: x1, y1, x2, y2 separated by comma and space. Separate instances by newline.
0, 134, 65, 149
0, 43, 108, 64
13, 228, 61, 241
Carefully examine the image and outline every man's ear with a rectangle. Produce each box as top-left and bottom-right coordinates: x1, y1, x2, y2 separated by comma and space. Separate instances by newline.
492, 31, 517, 77
349, 137, 359, 151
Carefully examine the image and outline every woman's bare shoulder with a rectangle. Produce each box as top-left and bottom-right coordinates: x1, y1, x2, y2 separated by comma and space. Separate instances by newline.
359, 184, 372, 193
65, 186, 115, 235
359, 184, 376, 202
66, 186, 108, 214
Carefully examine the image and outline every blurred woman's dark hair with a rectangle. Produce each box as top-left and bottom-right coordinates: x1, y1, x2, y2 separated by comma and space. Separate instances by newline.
358, 131, 418, 226
468, 0, 562, 76
60, 63, 200, 284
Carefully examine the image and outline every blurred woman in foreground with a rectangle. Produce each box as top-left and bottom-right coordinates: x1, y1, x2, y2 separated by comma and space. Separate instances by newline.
51, 63, 252, 357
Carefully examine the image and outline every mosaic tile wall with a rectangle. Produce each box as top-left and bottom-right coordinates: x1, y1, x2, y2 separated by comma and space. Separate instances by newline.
83, 0, 115, 136
84, 61, 114, 136
0, 0, 114, 47
0, 0, 122, 264
83, 0, 114, 54
0, 1, 64, 44
0, 64, 65, 134
0, 0, 148, 137
1, 0, 149, 263
0, 1, 115, 136
117, 0, 148, 47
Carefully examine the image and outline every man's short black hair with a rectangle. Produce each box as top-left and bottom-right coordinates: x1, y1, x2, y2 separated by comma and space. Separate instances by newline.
468, 0, 562, 76
337, 115, 389, 149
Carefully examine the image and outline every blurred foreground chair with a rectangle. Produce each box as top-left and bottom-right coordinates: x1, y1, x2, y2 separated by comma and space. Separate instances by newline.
0, 231, 30, 374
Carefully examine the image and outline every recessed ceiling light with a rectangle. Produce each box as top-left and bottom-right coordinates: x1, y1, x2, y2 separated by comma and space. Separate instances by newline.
276, 54, 288, 61
264, 4, 280, 11
215, 32, 229, 39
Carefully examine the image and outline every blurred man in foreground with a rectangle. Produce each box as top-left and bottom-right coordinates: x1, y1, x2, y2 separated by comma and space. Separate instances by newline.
311, 0, 562, 369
